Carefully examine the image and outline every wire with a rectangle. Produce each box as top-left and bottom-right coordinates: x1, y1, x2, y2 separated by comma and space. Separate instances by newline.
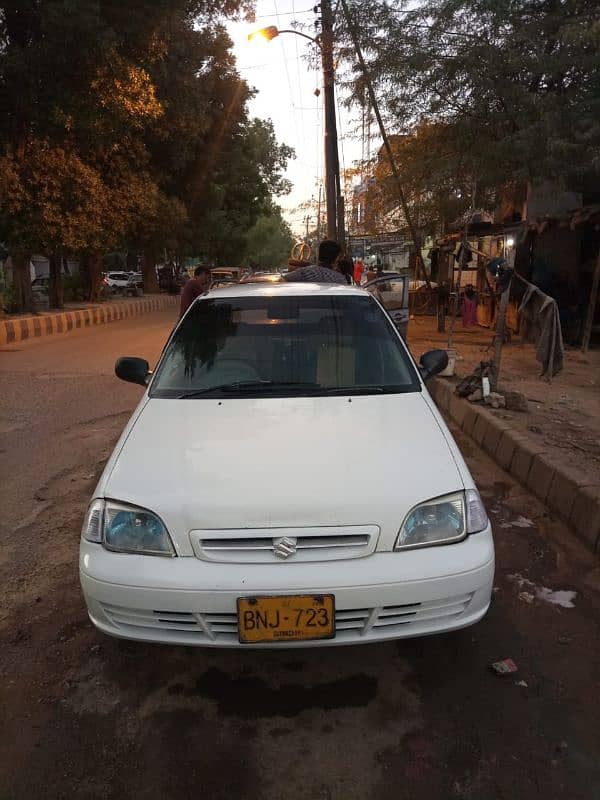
273, 0, 302, 144
237, 54, 305, 71
253, 6, 314, 19
291, 0, 307, 146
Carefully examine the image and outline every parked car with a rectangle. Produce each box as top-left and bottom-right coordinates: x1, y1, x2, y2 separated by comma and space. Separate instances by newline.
80, 282, 494, 648
128, 271, 143, 287
31, 275, 50, 299
103, 271, 140, 295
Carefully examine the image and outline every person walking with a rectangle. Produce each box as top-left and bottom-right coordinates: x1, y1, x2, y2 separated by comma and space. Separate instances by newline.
283, 240, 347, 284
179, 265, 211, 318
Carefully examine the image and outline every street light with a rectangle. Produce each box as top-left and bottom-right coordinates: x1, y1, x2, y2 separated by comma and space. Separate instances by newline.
248, 25, 319, 46
247, 8, 345, 246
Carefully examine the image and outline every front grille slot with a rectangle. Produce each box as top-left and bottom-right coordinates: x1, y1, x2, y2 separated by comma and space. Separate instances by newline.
100, 592, 473, 643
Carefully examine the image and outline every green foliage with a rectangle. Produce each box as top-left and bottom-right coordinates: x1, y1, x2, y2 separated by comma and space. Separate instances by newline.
244, 209, 294, 269
339, 0, 600, 221
0, 0, 294, 308
63, 273, 86, 302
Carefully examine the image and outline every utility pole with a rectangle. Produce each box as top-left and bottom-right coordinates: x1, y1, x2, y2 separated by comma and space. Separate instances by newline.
304, 215, 311, 241
320, 0, 342, 244
316, 184, 322, 243
339, 0, 430, 288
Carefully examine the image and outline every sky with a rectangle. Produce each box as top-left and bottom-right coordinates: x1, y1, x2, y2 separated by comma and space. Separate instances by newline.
227, 0, 362, 238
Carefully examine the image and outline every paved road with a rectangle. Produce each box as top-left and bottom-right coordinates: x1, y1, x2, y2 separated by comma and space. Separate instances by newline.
1, 311, 599, 800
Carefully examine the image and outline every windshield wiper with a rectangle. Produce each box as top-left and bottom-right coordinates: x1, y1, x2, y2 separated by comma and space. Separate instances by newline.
178, 380, 321, 398
320, 384, 414, 395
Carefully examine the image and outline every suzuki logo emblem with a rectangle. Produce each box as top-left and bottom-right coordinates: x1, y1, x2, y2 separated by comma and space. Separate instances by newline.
272, 536, 297, 559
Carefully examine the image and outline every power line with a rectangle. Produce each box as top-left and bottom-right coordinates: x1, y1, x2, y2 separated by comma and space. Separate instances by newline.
291, 0, 308, 145
253, 6, 314, 19
273, 0, 302, 146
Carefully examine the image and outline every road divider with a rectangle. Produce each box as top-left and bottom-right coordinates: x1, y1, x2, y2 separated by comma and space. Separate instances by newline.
0, 295, 178, 346
429, 376, 600, 557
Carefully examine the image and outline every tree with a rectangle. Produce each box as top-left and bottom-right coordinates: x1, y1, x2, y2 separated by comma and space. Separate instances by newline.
0, 1, 293, 309
244, 208, 294, 268
339, 0, 600, 206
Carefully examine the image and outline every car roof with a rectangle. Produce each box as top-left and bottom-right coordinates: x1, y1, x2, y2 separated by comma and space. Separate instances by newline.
205, 282, 369, 300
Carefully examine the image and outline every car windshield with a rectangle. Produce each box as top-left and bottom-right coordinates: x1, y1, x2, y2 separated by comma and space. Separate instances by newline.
150, 293, 420, 398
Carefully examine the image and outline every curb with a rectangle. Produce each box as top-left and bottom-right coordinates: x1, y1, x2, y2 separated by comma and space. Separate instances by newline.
429, 377, 600, 557
0, 295, 178, 346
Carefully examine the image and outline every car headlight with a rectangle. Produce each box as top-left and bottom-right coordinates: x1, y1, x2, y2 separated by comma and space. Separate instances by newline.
395, 490, 488, 551
81, 499, 175, 557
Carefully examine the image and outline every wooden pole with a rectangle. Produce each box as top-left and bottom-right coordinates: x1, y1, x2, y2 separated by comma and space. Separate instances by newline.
339, 0, 431, 289
492, 280, 512, 389
581, 250, 600, 353
447, 236, 468, 349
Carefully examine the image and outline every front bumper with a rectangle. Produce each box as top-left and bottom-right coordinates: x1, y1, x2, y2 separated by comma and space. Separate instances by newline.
80, 527, 494, 648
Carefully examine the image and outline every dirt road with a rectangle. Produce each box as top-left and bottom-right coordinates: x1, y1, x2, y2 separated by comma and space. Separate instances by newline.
1, 310, 599, 799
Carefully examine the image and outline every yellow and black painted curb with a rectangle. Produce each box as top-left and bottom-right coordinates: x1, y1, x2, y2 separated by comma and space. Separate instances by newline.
0, 295, 178, 346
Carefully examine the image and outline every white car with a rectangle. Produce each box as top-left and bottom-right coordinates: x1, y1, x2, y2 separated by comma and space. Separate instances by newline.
80, 283, 494, 647
103, 271, 140, 293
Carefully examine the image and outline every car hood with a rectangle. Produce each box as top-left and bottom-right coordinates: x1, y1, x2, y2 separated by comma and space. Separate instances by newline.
102, 393, 463, 553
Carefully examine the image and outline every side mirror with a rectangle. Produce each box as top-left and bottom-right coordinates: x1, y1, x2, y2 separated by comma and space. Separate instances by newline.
419, 349, 449, 380
115, 357, 150, 386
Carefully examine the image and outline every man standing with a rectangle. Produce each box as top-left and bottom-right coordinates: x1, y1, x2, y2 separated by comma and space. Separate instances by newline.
179, 265, 211, 317
283, 240, 347, 284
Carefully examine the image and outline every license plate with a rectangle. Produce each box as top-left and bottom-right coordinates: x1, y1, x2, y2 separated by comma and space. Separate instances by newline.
237, 594, 335, 644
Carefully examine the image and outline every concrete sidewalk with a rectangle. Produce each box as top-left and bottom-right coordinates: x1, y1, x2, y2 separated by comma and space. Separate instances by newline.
0, 294, 178, 346
409, 315, 600, 556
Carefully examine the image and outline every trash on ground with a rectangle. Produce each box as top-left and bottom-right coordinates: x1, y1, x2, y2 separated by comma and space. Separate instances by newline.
558, 634, 573, 645
491, 658, 519, 675
455, 360, 496, 397
537, 588, 577, 608
515, 679, 528, 687
500, 515, 535, 529
519, 591, 535, 604
484, 391, 506, 409
507, 574, 577, 608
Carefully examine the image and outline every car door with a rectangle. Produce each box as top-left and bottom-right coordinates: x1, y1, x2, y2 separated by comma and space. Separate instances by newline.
364, 274, 409, 339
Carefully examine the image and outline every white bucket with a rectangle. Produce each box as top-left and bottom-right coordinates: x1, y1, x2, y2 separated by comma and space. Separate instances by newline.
439, 349, 456, 377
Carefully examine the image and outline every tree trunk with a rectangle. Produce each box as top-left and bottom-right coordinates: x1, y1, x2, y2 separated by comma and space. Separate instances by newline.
82, 252, 104, 302
126, 251, 138, 271
12, 253, 34, 313
142, 251, 159, 293
48, 254, 64, 308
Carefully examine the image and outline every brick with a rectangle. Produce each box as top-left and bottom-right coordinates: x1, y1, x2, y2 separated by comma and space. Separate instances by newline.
472, 412, 490, 446
496, 431, 517, 470
526, 454, 558, 502
429, 378, 451, 412
448, 393, 468, 427
548, 468, 586, 524
462, 406, 478, 436
511, 439, 536, 485
482, 420, 509, 457
569, 485, 600, 552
